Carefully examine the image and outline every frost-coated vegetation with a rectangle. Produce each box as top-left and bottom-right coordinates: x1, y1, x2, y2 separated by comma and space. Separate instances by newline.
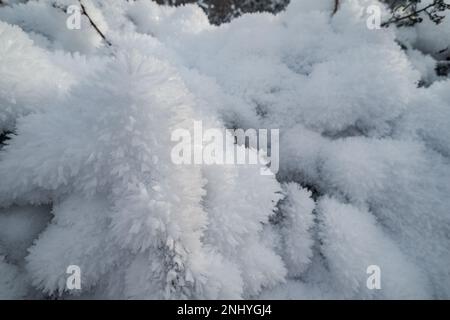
0, 0, 449, 299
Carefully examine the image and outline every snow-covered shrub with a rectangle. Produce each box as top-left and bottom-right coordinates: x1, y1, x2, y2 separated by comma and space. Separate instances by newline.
0, 0, 449, 299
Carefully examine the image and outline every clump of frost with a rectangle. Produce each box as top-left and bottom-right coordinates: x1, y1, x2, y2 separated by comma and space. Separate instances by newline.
0, 21, 70, 132
0, 47, 284, 299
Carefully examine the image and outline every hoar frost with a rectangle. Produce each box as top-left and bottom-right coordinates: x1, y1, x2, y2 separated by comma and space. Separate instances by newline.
0, 0, 449, 299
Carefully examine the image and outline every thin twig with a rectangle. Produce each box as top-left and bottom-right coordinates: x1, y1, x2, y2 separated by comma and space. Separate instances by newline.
333, 0, 340, 15
78, 0, 111, 46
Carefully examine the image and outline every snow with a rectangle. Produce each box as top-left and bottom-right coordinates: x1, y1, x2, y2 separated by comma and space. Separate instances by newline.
276, 183, 315, 278
0, 205, 51, 263
0, 20, 71, 132
0, 0, 449, 299
317, 197, 431, 299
